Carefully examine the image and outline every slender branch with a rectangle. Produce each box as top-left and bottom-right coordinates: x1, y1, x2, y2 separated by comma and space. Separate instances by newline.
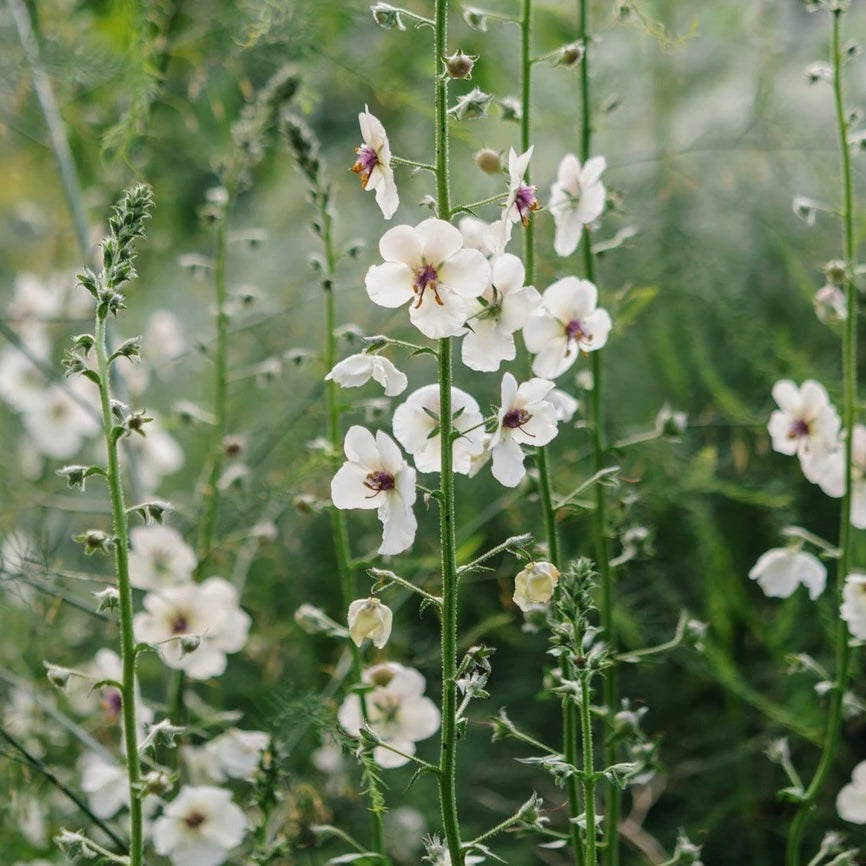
579, 676, 598, 865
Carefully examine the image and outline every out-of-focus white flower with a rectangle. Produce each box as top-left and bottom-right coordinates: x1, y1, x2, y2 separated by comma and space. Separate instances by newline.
547, 388, 579, 423
513, 561, 560, 612
78, 752, 129, 818
748, 547, 826, 600
461, 254, 541, 372
837, 761, 866, 823
458, 216, 494, 257
385, 807, 426, 863
548, 154, 607, 257
145, 310, 186, 362
392, 385, 485, 474
20, 380, 99, 460
325, 353, 408, 397
124, 417, 184, 493
133, 578, 251, 679
152, 785, 248, 866
205, 729, 269, 781
0, 345, 51, 413
338, 662, 440, 768
352, 106, 399, 219
128, 525, 196, 589
365, 218, 490, 339
767, 379, 840, 481
331, 426, 417, 555
489, 373, 559, 487
841, 573, 866, 640
489, 147, 538, 254
811, 424, 866, 528
523, 277, 612, 379
814, 284, 847, 324
348, 597, 393, 648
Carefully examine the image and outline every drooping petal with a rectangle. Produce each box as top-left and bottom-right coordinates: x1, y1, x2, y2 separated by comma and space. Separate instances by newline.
409, 290, 470, 338
491, 438, 527, 487
377, 495, 417, 555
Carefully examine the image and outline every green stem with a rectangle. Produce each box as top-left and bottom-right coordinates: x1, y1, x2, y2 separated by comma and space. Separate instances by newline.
576, 1, 618, 861
434, 3, 462, 862
520, 0, 534, 283
95, 312, 143, 866
786, 10, 857, 864
580, 676, 598, 865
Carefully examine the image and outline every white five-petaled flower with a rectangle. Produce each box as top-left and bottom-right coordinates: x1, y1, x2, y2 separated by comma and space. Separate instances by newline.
348, 597, 393, 648
352, 106, 399, 219
365, 218, 491, 339
810, 424, 866, 528
490, 373, 559, 487
337, 662, 440, 768
523, 277, 612, 379
461, 254, 541, 372
331, 426, 417, 555
841, 573, 866, 640
128, 524, 196, 590
748, 547, 827, 600
325, 353, 408, 397
548, 153, 607, 257
490, 147, 538, 254
152, 785, 248, 866
392, 384, 485, 474
513, 561, 560, 612
133, 578, 251, 680
837, 761, 866, 824
205, 729, 270, 781
78, 752, 130, 818
767, 379, 840, 481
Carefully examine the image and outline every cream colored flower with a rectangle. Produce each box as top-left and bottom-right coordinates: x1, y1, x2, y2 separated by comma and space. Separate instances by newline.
348, 597, 393, 648
513, 561, 560, 612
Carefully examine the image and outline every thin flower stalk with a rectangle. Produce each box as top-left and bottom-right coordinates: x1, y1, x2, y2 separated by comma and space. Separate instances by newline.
786, 8, 857, 864
576, 2, 619, 862
433, 0, 463, 862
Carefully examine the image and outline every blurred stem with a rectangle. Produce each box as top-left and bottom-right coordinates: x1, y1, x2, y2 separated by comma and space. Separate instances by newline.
196, 177, 238, 575
786, 10, 857, 864
434, 2, 462, 864
95, 311, 143, 866
7, 0, 90, 259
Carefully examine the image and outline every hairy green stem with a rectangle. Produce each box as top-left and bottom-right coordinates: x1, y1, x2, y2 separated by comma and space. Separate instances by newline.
434, 2, 462, 863
580, 676, 598, 865
95, 312, 143, 866
786, 10, 857, 863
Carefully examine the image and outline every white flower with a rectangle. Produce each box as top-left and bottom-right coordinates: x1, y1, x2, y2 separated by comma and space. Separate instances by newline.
348, 597, 393, 648
325, 353, 408, 396
79, 752, 129, 818
811, 424, 866, 528
338, 662, 440, 768
513, 561, 560, 612
458, 216, 494, 257
205, 729, 269, 781
748, 548, 826, 600
837, 761, 866, 824
123, 416, 185, 493
128, 525, 197, 589
133, 578, 251, 679
352, 106, 399, 219
331, 427, 417, 555
841, 573, 866, 640
489, 373, 559, 487
392, 385, 485, 474
489, 147, 538, 254
523, 277, 612, 379
0, 344, 51, 413
548, 388, 579, 423
20, 380, 100, 460
548, 153, 607, 257
461, 254, 541, 372
767, 379, 840, 480
152, 785, 248, 866
365, 218, 490, 339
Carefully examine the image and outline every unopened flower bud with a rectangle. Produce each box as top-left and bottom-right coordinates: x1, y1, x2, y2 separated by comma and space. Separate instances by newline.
557, 40, 585, 67
513, 561, 560, 612
444, 49, 478, 79
371, 2, 406, 30
44, 662, 72, 690
814, 284, 847, 323
92, 586, 120, 613
448, 87, 494, 120
179, 633, 201, 656
347, 597, 393, 648
142, 769, 173, 795
473, 147, 502, 175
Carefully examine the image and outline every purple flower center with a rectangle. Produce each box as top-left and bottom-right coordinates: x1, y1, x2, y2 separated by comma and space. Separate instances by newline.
565, 319, 586, 342
789, 418, 810, 439
101, 689, 123, 721
503, 408, 533, 432
171, 614, 189, 634
184, 811, 207, 830
514, 183, 539, 226
364, 470, 395, 497
413, 263, 444, 308
352, 145, 379, 189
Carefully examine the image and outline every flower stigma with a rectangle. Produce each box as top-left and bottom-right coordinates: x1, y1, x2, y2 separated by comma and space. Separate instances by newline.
352, 145, 379, 189
364, 470, 396, 496
413, 263, 444, 307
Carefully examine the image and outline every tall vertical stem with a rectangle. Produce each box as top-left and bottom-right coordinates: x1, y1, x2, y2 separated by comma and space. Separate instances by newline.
580, 675, 598, 865
94, 313, 143, 866
576, 2, 618, 863
786, 10, 857, 863
434, 1, 462, 863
